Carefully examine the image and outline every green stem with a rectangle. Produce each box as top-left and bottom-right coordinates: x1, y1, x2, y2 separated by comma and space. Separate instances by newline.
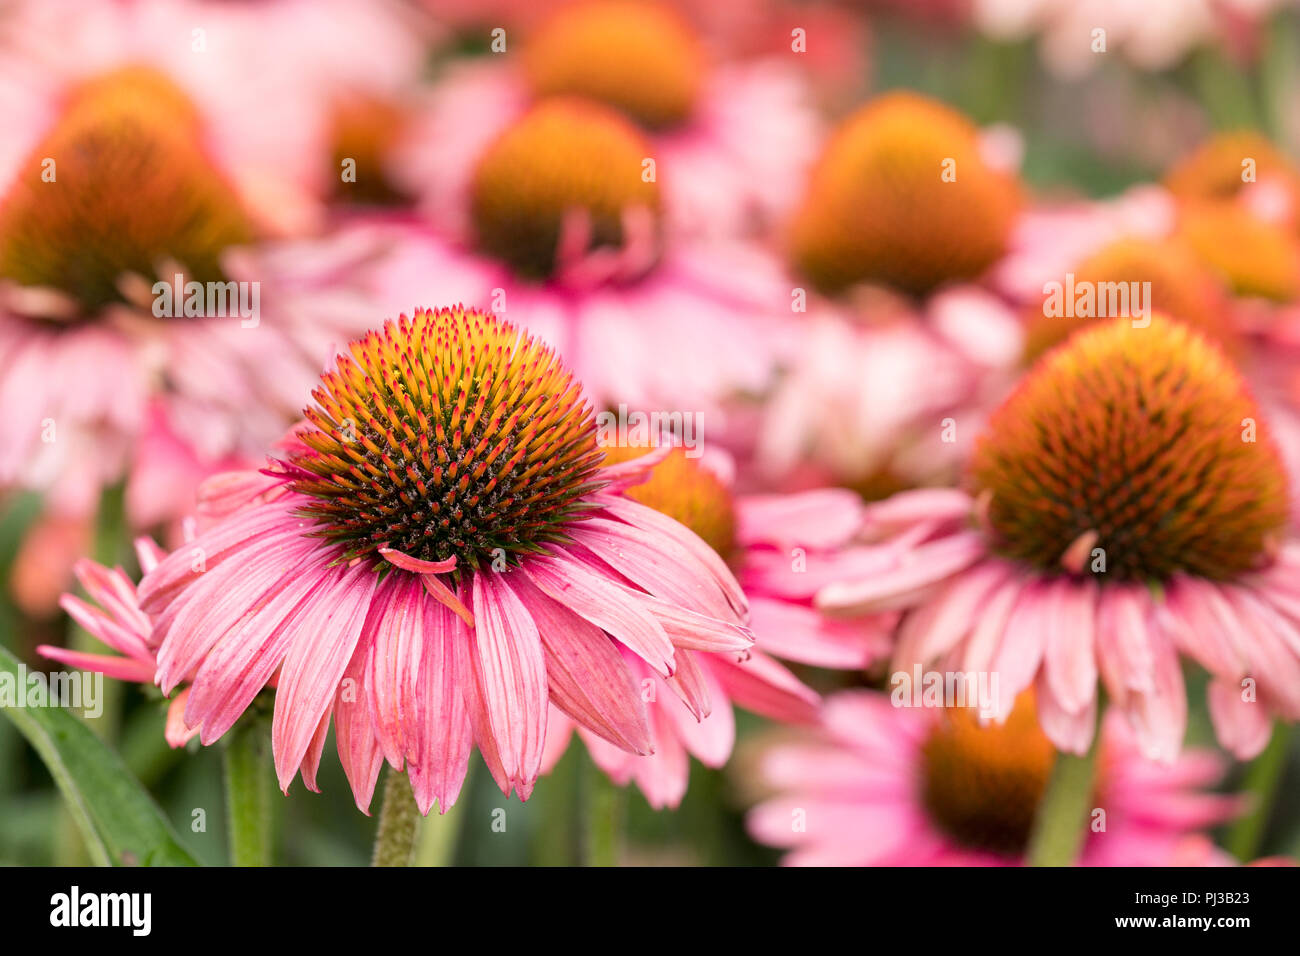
372, 768, 420, 867
582, 759, 625, 867
223, 724, 272, 867
1026, 717, 1103, 867
1225, 722, 1291, 862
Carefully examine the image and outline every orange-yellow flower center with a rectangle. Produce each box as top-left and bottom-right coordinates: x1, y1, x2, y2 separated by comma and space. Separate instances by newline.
290, 306, 607, 571
469, 97, 662, 278
1175, 201, 1300, 303
790, 91, 1021, 296
1024, 236, 1236, 362
328, 92, 410, 206
600, 445, 738, 562
523, 0, 706, 130
0, 66, 254, 313
972, 318, 1289, 582
920, 693, 1062, 857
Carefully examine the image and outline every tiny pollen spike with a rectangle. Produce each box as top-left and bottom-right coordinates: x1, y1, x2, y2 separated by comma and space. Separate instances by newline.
285, 307, 609, 609
970, 316, 1289, 583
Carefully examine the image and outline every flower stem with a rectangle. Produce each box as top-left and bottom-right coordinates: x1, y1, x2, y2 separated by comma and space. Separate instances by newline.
223, 722, 272, 867
1026, 720, 1102, 867
582, 759, 625, 867
1225, 722, 1291, 862
372, 767, 420, 867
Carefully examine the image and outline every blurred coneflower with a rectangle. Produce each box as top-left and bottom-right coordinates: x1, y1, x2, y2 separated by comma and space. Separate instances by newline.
399, 0, 823, 241
789, 91, 1022, 297
746, 690, 1242, 866
352, 97, 799, 423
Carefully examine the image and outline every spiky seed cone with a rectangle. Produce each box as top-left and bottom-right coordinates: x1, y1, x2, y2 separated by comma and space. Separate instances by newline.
789, 91, 1021, 297
971, 318, 1288, 582
469, 97, 661, 278
523, 0, 706, 130
290, 306, 608, 572
1023, 236, 1237, 362
0, 67, 254, 312
920, 691, 1060, 857
599, 445, 738, 561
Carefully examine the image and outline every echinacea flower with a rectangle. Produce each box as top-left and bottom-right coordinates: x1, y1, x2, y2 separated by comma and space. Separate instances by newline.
124, 306, 755, 814
753, 91, 1025, 493
544, 444, 882, 807
815, 317, 1299, 761
1161, 131, 1300, 303
788, 91, 1022, 297
746, 690, 1242, 866
349, 97, 798, 425
399, 0, 823, 241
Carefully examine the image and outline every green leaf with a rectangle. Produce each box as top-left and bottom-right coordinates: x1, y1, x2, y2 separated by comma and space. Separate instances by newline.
0, 646, 197, 866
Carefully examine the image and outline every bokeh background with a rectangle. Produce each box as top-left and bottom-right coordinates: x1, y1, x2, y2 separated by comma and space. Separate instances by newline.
2, 0, 1299, 866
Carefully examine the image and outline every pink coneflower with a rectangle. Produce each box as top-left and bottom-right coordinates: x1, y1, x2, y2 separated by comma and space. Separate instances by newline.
122, 306, 755, 815
358, 97, 797, 423
542, 444, 887, 807
399, 0, 822, 241
747, 690, 1242, 866
815, 317, 1299, 762
752, 91, 1026, 495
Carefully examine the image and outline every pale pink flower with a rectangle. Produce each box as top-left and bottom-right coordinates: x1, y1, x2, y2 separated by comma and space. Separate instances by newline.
0, 0, 436, 218
747, 690, 1242, 866
815, 319, 1300, 762
114, 307, 758, 814
756, 288, 1023, 494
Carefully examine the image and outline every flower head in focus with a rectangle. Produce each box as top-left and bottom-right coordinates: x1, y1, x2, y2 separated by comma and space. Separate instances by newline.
127, 306, 756, 814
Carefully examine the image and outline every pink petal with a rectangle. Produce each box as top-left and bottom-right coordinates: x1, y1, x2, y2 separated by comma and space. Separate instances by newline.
469, 572, 549, 798
511, 573, 651, 755
271, 562, 376, 793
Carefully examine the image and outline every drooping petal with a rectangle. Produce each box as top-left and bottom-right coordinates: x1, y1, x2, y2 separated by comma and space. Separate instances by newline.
511, 573, 651, 755
469, 572, 549, 798
272, 562, 376, 792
